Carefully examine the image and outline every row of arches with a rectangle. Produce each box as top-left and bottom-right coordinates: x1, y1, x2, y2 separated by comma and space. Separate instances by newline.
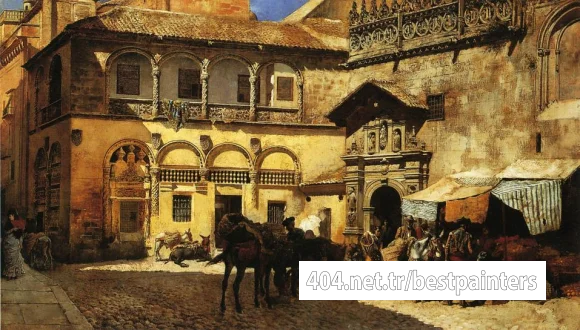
107, 50, 303, 109
103, 139, 301, 174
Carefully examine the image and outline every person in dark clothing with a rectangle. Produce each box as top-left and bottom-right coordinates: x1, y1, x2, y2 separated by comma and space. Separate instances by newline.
282, 217, 304, 242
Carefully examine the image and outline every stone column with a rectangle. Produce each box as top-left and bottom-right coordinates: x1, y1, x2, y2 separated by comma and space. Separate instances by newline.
150, 167, 160, 217
297, 80, 304, 123
201, 59, 210, 119
249, 72, 257, 121
151, 64, 160, 118
363, 206, 375, 233
249, 170, 258, 208
458, 0, 465, 36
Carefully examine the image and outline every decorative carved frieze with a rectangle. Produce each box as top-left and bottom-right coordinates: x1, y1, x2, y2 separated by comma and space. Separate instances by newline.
256, 109, 299, 123
347, 0, 522, 67
161, 99, 202, 131
209, 105, 251, 122
109, 98, 153, 117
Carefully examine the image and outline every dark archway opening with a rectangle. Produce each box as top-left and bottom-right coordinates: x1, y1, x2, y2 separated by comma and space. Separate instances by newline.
370, 186, 401, 232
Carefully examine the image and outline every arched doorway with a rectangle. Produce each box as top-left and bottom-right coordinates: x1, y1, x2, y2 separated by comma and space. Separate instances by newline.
370, 186, 401, 231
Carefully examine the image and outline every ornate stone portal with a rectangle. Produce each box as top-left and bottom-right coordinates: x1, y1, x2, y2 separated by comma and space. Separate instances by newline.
327, 80, 432, 242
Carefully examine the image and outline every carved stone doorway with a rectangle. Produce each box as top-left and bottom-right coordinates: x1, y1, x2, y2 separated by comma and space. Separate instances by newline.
370, 186, 401, 232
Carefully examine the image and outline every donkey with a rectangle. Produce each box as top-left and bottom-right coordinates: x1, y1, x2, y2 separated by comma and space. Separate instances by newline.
154, 229, 193, 261
165, 235, 212, 267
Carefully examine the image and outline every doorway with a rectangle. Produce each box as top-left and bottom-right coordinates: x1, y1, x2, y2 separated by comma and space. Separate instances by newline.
35, 212, 44, 233
214, 195, 242, 247
370, 186, 401, 230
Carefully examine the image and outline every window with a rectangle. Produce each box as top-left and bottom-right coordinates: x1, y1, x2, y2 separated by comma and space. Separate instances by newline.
49, 56, 62, 104
427, 94, 445, 120
173, 195, 192, 222
117, 64, 140, 95
237, 75, 260, 103
178, 69, 201, 99
120, 201, 139, 233
267, 202, 286, 224
10, 160, 15, 181
276, 77, 294, 101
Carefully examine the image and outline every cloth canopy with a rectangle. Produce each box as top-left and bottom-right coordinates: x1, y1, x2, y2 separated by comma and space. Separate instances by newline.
402, 176, 498, 223
491, 180, 563, 235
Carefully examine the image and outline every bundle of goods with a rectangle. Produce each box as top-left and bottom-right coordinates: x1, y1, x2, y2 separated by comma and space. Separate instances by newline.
559, 281, 580, 297
381, 238, 408, 261
494, 236, 538, 261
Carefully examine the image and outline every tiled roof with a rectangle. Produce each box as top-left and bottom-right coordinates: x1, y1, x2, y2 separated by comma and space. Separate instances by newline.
70, 6, 348, 52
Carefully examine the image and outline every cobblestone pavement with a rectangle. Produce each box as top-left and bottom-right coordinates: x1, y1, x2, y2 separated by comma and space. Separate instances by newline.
44, 258, 580, 330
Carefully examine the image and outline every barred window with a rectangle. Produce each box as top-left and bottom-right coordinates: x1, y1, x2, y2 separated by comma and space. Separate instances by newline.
276, 77, 294, 101
173, 195, 192, 222
120, 201, 139, 233
117, 64, 140, 95
267, 202, 286, 224
427, 94, 445, 120
178, 69, 201, 99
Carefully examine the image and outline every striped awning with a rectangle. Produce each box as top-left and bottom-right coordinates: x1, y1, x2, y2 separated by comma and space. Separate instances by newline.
491, 180, 562, 235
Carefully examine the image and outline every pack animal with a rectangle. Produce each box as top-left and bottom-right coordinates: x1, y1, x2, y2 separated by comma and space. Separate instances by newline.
154, 229, 193, 261
166, 235, 212, 267
407, 235, 444, 261
207, 214, 289, 313
25, 233, 53, 271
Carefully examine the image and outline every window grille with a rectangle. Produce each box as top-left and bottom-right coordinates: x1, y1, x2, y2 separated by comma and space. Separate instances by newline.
178, 69, 201, 99
268, 202, 286, 224
173, 195, 192, 222
117, 64, 140, 95
427, 94, 445, 120
120, 201, 139, 232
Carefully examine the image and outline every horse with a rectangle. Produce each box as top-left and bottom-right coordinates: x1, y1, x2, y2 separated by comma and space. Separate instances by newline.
165, 235, 212, 267
154, 229, 193, 261
25, 233, 53, 271
208, 215, 290, 313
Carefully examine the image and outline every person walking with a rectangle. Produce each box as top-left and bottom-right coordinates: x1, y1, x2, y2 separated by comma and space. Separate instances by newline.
3, 209, 26, 280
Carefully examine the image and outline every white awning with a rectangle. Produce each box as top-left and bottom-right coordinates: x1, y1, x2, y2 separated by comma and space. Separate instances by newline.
491, 180, 563, 235
497, 159, 580, 180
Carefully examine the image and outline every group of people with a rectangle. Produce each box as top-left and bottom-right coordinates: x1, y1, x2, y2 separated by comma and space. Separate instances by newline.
1, 209, 26, 280
374, 215, 487, 261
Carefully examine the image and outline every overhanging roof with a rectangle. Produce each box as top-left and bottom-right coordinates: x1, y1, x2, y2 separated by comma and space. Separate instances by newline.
327, 79, 429, 127
496, 159, 580, 180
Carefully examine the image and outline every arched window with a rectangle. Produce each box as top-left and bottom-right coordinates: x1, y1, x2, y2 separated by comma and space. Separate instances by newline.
537, 2, 580, 109
49, 56, 62, 104
258, 63, 300, 109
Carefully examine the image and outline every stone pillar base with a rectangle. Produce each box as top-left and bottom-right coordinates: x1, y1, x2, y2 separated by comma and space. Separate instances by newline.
343, 227, 363, 244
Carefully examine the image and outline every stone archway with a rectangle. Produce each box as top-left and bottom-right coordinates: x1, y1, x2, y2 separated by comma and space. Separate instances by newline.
369, 186, 402, 231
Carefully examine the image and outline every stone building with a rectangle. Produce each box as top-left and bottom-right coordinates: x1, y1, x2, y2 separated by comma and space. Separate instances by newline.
1, 0, 578, 261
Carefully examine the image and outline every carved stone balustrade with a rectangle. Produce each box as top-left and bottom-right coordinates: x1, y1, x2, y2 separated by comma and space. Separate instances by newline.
39, 99, 62, 124
259, 170, 296, 185
209, 169, 251, 184
347, 0, 524, 67
109, 98, 153, 117
256, 106, 300, 123
160, 168, 201, 183
208, 104, 251, 122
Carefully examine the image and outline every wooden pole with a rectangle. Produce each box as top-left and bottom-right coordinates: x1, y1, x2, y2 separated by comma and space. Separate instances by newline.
502, 203, 507, 261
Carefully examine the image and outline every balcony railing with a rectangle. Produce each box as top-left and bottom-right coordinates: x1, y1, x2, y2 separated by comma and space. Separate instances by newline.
208, 104, 251, 122
347, 0, 522, 66
0, 10, 25, 24
209, 169, 251, 185
259, 170, 296, 185
160, 168, 201, 183
256, 106, 300, 123
39, 99, 61, 125
161, 99, 202, 121
109, 98, 153, 117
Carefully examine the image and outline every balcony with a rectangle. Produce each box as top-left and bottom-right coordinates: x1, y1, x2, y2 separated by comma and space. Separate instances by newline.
209, 169, 251, 185
39, 99, 61, 125
109, 98, 153, 117
160, 168, 201, 183
346, 0, 523, 67
259, 170, 296, 185
0, 10, 25, 24
208, 104, 251, 122
160, 99, 202, 121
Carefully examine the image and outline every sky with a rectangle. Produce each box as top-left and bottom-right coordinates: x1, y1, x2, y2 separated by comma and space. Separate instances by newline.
0, 0, 308, 21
